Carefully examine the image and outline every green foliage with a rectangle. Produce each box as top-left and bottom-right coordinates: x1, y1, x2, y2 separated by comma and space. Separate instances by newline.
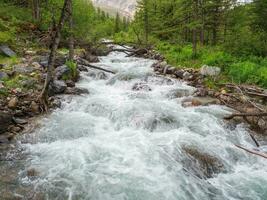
65, 60, 78, 80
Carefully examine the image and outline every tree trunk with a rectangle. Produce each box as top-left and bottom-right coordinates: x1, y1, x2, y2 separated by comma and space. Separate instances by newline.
39, 0, 72, 111
68, 0, 74, 61
32, 0, 41, 21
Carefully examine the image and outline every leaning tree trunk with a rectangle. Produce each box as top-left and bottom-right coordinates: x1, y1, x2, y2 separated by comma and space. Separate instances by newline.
32, 0, 41, 21
39, 0, 72, 111
68, 0, 74, 61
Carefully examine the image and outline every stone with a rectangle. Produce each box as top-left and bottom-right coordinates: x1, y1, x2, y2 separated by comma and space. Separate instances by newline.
183, 71, 191, 80
8, 97, 18, 109
65, 87, 89, 95
55, 65, 71, 80
0, 72, 8, 80
30, 101, 39, 113
200, 65, 221, 76
0, 45, 16, 57
25, 50, 36, 56
0, 112, 13, 134
54, 56, 67, 67
13, 65, 34, 74
97, 71, 108, 80
175, 70, 184, 79
10, 126, 21, 132
31, 62, 41, 69
132, 82, 152, 91
50, 80, 67, 95
167, 88, 194, 98
77, 65, 88, 72
84, 53, 100, 63
27, 168, 38, 177
66, 80, 75, 87
12, 117, 28, 125
182, 97, 220, 107
182, 146, 225, 179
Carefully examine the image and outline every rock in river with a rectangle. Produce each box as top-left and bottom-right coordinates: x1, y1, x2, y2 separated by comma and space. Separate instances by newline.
0, 112, 13, 134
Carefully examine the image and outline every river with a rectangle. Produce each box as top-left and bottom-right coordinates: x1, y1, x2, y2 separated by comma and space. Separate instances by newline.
1, 49, 267, 200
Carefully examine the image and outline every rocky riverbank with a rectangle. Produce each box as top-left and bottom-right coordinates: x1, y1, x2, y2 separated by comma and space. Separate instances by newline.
150, 58, 267, 141
0, 47, 104, 148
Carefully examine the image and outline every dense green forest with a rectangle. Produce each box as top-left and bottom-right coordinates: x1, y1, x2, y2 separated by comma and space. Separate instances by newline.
0, 0, 267, 87
115, 0, 267, 87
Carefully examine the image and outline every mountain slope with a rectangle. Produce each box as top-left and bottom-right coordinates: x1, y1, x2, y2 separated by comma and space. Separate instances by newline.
91, 0, 137, 18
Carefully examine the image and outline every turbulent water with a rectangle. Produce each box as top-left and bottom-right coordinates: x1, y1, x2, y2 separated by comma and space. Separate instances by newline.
2, 50, 267, 200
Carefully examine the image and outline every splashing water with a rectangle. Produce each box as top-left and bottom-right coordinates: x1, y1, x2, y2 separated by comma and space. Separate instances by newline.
2, 50, 267, 200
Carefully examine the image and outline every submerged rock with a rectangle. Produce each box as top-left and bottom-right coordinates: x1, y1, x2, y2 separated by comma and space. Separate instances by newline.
182, 146, 225, 179
132, 82, 152, 91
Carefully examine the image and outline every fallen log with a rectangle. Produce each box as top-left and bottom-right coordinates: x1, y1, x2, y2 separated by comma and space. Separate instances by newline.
246, 91, 267, 99
76, 58, 115, 74
224, 112, 267, 120
235, 144, 267, 159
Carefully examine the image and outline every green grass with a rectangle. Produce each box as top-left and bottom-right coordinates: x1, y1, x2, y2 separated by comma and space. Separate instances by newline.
154, 41, 267, 88
64, 60, 78, 80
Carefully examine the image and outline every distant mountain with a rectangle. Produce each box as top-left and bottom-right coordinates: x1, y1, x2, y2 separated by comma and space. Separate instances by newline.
91, 0, 137, 19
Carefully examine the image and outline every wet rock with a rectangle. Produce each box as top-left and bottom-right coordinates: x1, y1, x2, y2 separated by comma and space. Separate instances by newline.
55, 65, 71, 80
9, 125, 21, 133
84, 53, 100, 63
12, 117, 27, 125
0, 45, 16, 57
66, 80, 75, 87
8, 97, 18, 109
167, 88, 194, 98
132, 82, 152, 91
50, 80, 67, 95
0, 112, 13, 134
182, 97, 220, 107
77, 65, 88, 72
97, 71, 108, 80
0, 72, 8, 80
182, 146, 225, 179
30, 101, 39, 113
200, 65, 221, 76
175, 70, 184, 79
65, 87, 89, 95
27, 168, 38, 177
183, 71, 191, 80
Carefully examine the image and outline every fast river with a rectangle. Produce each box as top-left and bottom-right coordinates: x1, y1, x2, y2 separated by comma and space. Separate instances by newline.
1, 49, 267, 200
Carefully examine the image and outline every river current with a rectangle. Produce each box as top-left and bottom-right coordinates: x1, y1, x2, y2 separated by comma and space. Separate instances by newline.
1, 50, 267, 200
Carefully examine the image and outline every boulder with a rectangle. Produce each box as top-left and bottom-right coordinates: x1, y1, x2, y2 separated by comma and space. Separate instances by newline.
8, 97, 18, 109
0, 45, 16, 57
167, 88, 194, 98
13, 65, 34, 74
66, 80, 75, 87
132, 82, 152, 91
30, 101, 39, 113
55, 65, 71, 80
54, 56, 66, 67
84, 53, 100, 63
12, 117, 28, 125
182, 146, 225, 179
77, 65, 88, 72
200, 65, 221, 76
65, 87, 89, 95
50, 80, 67, 95
182, 97, 220, 107
0, 112, 13, 134
0, 72, 8, 80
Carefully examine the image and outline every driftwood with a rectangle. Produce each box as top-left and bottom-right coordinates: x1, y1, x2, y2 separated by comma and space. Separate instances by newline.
224, 112, 267, 120
235, 145, 267, 159
76, 58, 115, 74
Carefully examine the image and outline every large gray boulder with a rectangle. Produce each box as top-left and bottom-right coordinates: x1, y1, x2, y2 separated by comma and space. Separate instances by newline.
55, 65, 71, 80
50, 80, 67, 95
13, 65, 34, 74
200, 65, 221, 76
0, 45, 16, 57
0, 112, 13, 134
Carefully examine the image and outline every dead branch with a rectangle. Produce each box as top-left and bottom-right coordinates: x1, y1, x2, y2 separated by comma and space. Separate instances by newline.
235, 144, 267, 159
224, 112, 267, 120
76, 58, 115, 74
